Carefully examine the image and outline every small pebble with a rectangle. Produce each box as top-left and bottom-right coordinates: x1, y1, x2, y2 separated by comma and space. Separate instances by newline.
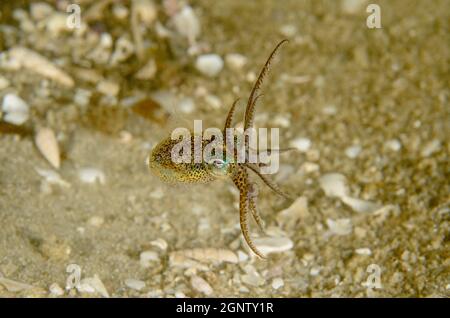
119, 130, 133, 143
140, 250, 159, 268
239, 286, 250, 293
133, 0, 157, 25
421, 139, 441, 157
45, 12, 70, 36
279, 24, 297, 38
77, 275, 109, 298
172, 5, 200, 44
169, 248, 238, 267
49, 283, 64, 296
310, 267, 321, 276
190, 276, 213, 295
385, 139, 402, 152
35, 168, 70, 187
355, 248, 372, 256
74, 89, 91, 106
194, 86, 208, 97
237, 250, 249, 262
241, 265, 264, 287
326, 218, 353, 236
373, 204, 401, 221
97, 80, 120, 96
125, 278, 146, 291
341, 0, 368, 14
78, 168, 106, 184
0, 277, 34, 292
35, 127, 60, 169
319, 173, 349, 198
151, 91, 177, 110
150, 188, 164, 199
112, 3, 129, 20
110, 36, 135, 65
277, 196, 309, 224
30, 2, 53, 21
280, 74, 310, 84
87, 33, 113, 64
8, 47, 74, 87
88, 216, 104, 227
345, 145, 362, 158
341, 196, 380, 213
246, 71, 256, 82
195, 54, 224, 77
271, 278, 284, 290
204, 94, 221, 109
299, 162, 320, 174
178, 97, 195, 113
289, 137, 311, 152
175, 291, 186, 298
252, 236, 294, 255
225, 53, 247, 71
322, 104, 337, 115
0, 76, 10, 90
135, 58, 157, 80
77, 227, 85, 235
1, 93, 29, 125
150, 238, 168, 251
273, 114, 290, 128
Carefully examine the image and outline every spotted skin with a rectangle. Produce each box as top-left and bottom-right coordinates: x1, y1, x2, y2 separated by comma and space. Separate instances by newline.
148, 136, 216, 184
148, 40, 289, 258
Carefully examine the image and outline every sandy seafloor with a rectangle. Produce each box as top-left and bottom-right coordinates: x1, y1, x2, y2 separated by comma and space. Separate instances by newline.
0, 0, 448, 297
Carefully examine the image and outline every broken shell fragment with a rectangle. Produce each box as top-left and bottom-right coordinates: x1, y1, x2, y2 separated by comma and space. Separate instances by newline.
319, 173, 349, 198
110, 36, 135, 65
195, 54, 224, 77
135, 58, 157, 80
252, 236, 294, 255
169, 248, 238, 267
190, 275, 213, 295
0, 276, 34, 292
277, 196, 309, 224
35, 127, 60, 169
76, 275, 109, 298
326, 218, 353, 236
0, 76, 10, 90
341, 196, 381, 213
78, 168, 106, 184
289, 137, 311, 152
8, 47, 74, 87
345, 145, 362, 158
1, 93, 29, 125
35, 168, 70, 187
172, 5, 200, 45
132, 0, 157, 26
225, 53, 247, 71
125, 278, 146, 291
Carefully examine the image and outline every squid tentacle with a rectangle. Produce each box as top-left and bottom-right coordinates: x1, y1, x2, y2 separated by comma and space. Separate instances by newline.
232, 166, 265, 259
245, 163, 291, 200
244, 39, 288, 131
248, 182, 266, 234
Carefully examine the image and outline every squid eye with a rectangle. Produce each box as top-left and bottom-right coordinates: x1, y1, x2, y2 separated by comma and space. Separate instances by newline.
213, 159, 225, 168
207, 158, 229, 178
